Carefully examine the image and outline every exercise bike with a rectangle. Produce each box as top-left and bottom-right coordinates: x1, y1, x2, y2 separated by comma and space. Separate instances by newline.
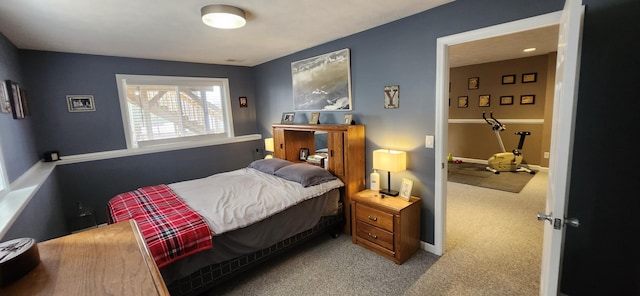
482, 112, 535, 175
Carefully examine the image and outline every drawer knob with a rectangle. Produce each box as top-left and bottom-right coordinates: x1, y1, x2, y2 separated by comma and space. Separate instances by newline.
367, 215, 377, 221
367, 232, 378, 239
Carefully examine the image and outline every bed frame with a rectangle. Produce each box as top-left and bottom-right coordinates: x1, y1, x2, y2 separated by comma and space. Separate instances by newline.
167, 212, 344, 296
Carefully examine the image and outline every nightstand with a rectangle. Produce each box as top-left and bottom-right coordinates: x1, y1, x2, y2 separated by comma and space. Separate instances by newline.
350, 189, 421, 264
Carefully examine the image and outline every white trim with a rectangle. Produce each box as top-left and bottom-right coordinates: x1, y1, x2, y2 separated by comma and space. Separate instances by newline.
57, 134, 260, 165
0, 161, 56, 238
434, 10, 562, 260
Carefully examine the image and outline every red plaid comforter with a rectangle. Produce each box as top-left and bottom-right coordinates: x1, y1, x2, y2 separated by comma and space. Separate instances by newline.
107, 184, 213, 268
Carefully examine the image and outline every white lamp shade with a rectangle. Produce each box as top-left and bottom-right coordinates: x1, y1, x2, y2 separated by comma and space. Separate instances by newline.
201, 5, 246, 29
264, 138, 274, 152
373, 149, 406, 172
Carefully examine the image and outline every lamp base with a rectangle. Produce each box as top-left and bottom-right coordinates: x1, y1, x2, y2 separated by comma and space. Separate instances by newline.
379, 189, 399, 196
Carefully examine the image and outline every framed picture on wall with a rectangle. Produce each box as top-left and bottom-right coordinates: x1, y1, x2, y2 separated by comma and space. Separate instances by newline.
6, 80, 25, 119
67, 95, 95, 112
522, 73, 537, 83
0, 81, 10, 113
239, 96, 248, 108
384, 85, 399, 109
457, 96, 468, 108
502, 74, 516, 84
468, 77, 479, 90
520, 95, 536, 105
500, 96, 514, 105
478, 95, 490, 107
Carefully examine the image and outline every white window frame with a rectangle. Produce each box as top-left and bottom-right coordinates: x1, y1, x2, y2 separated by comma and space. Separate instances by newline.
115, 74, 235, 150
0, 145, 8, 198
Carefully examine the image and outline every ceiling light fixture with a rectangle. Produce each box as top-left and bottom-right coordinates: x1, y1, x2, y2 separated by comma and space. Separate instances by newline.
201, 4, 246, 29
523, 47, 537, 52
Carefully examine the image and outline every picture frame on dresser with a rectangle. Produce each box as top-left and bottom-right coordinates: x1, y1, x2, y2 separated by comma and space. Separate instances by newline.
399, 178, 413, 201
342, 113, 353, 125
281, 112, 295, 124
309, 112, 320, 124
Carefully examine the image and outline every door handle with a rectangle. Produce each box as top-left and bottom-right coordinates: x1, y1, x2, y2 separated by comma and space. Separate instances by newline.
565, 217, 580, 228
537, 212, 553, 224
538, 212, 580, 229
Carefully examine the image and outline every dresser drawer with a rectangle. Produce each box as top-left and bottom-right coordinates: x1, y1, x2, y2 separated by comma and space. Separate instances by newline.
355, 203, 394, 232
355, 221, 394, 251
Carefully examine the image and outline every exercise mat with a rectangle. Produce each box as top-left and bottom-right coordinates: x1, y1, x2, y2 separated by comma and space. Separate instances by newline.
447, 162, 536, 193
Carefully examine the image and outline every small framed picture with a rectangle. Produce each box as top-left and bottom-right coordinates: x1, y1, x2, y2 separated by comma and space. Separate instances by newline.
309, 112, 320, 124
522, 73, 537, 83
500, 96, 514, 105
468, 77, 479, 90
299, 148, 309, 160
239, 96, 248, 108
502, 74, 516, 84
384, 85, 399, 109
67, 95, 95, 112
342, 113, 353, 125
281, 112, 295, 124
457, 96, 468, 108
520, 95, 536, 105
7, 80, 26, 119
399, 178, 413, 201
0, 82, 10, 113
479, 95, 490, 107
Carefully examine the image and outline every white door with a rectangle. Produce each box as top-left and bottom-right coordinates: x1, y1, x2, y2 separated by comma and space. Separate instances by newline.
539, 0, 584, 295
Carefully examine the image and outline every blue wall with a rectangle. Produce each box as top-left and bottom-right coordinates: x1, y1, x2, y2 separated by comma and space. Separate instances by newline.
0, 34, 39, 181
1, 33, 66, 242
20, 50, 258, 156
17, 51, 263, 229
254, 0, 563, 244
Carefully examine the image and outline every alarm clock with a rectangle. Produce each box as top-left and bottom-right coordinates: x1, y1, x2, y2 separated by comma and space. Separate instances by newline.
43, 151, 60, 162
0, 238, 40, 287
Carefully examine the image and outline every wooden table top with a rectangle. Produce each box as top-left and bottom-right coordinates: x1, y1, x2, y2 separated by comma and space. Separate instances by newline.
0, 220, 168, 295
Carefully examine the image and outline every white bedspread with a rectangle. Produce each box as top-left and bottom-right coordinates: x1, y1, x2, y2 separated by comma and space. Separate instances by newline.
168, 168, 344, 235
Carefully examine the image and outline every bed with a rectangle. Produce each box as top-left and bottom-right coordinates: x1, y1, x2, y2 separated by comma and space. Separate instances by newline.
106, 158, 345, 296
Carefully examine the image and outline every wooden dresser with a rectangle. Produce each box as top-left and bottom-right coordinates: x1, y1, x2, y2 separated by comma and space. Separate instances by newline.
0, 220, 169, 295
351, 189, 421, 264
272, 123, 365, 234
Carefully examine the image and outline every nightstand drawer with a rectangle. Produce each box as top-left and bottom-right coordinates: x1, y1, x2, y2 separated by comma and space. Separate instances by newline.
355, 221, 394, 251
355, 203, 394, 232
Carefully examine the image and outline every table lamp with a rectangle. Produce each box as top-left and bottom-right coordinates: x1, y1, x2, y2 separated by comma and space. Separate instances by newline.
264, 138, 274, 159
373, 149, 407, 196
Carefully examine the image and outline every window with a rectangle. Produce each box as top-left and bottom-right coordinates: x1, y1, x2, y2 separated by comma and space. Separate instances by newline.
116, 75, 234, 148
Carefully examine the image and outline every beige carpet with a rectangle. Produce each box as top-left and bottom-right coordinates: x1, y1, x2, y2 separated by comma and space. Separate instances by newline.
203, 172, 547, 295
404, 171, 547, 295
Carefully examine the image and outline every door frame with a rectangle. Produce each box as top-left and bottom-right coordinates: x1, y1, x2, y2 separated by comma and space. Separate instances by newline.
434, 10, 562, 255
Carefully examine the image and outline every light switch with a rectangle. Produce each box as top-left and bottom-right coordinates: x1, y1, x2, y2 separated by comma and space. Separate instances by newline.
425, 135, 434, 148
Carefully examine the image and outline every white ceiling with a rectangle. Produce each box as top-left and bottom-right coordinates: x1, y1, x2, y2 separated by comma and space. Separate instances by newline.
0, 0, 558, 68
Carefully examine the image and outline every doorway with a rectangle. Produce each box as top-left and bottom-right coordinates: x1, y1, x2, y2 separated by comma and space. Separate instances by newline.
433, 9, 563, 292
